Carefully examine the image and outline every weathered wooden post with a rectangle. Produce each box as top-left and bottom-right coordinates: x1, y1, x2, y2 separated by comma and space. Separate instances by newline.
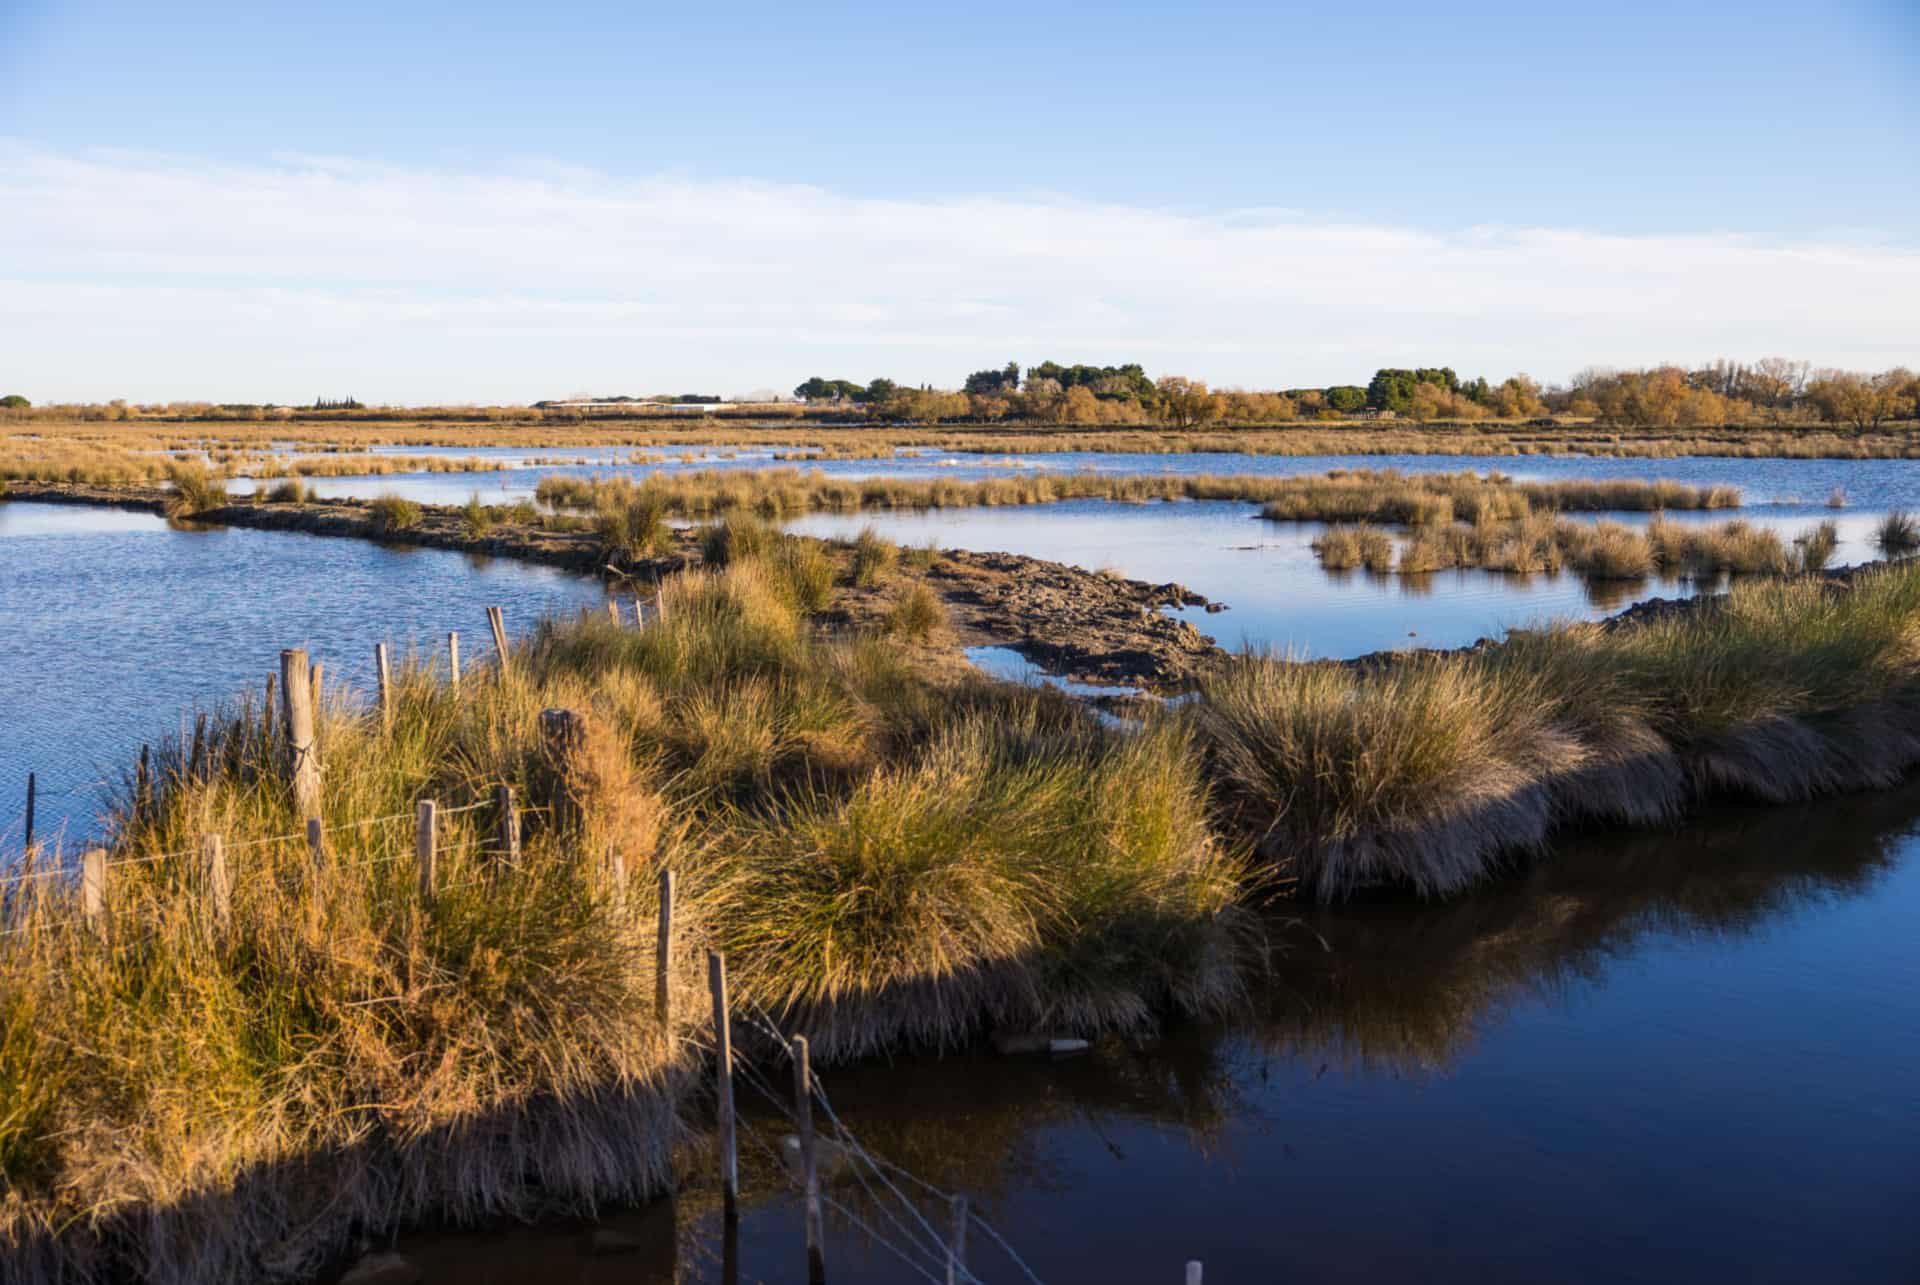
606, 600, 620, 624
22, 771, 34, 853
493, 784, 520, 865
306, 816, 326, 869
136, 745, 152, 818
709, 950, 739, 1225
374, 642, 394, 726
448, 631, 461, 694
656, 869, 675, 1040
416, 799, 438, 906
486, 606, 511, 673
793, 1034, 825, 1284
202, 833, 229, 931
280, 649, 323, 818
632, 596, 644, 629
947, 1196, 969, 1285
80, 848, 106, 935
264, 673, 276, 744
539, 708, 586, 836
310, 661, 324, 713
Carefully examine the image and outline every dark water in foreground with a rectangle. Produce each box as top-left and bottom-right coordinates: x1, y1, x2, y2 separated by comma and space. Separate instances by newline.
367, 787, 1920, 1284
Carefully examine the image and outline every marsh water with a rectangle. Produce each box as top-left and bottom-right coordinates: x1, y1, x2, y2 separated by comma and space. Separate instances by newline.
0, 503, 613, 850
5, 451, 1920, 1281
368, 788, 1920, 1284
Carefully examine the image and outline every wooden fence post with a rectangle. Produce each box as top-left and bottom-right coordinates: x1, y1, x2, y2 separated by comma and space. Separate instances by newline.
416, 799, 438, 906
606, 600, 620, 624
22, 771, 34, 853
948, 1196, 969, 1285
264, 673, 276, 745
80, 848, 106, 935
487, 606, 511, 673
374, 642, 393, 726
709, 950, 738, 1225
632, 596, 644, 629
493, 784, 520, 865
280, 649, 323, 818
310, 661, 324, 714
307, 816, 326, 869
793, 1034, 825, 1284
656, 869, 675, 1040
202, 833, 229, 931
136, 745, 152, 818
539, 709, 586, 836
448, 631, 461, 694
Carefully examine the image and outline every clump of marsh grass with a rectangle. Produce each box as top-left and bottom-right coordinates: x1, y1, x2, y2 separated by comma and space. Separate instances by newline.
850, 526, 899, 587
462, 491, 497, 538
1876, 510, 1920, 557
160, 459, 227, 518
595, 493, 668, 570
1311, 524, 1393, 572
699, 513, 775, 566
1793, 520, 1839, 572
770, 537, 836, 613
888, 581, 949, 640
367, 492, 422, 533
263, 476, 310, 504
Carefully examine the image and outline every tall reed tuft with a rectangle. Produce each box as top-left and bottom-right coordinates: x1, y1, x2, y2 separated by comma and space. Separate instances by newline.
160, 459, 227, 518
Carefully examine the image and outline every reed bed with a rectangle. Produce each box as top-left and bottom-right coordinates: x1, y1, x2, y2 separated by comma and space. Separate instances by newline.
1315, 515, 1829, 580
534, 467, 1738, 524
0, 559, 1249, 1282
1193, 560, 1920, 898
12, 417, 1920, 462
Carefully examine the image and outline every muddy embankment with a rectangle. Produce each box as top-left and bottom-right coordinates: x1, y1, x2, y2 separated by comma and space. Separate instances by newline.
3, 482, 1228, 691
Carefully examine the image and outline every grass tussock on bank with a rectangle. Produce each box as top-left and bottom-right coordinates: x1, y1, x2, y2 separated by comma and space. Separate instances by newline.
535, 467, 1738, 524
0, 559, 1249, 1282
1194, 561, 1920, 898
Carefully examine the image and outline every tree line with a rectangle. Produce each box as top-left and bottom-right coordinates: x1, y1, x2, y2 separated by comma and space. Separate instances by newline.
788, 359, 1919, 429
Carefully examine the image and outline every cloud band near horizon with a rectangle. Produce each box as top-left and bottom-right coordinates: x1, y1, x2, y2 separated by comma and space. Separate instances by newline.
3, 144, 1915, 403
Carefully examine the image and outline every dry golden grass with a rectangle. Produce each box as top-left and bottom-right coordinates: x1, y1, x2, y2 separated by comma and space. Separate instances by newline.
0, 560, 1250, 1281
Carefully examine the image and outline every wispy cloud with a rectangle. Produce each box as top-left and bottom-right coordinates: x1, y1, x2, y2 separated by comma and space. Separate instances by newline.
3, 144, 1915, 401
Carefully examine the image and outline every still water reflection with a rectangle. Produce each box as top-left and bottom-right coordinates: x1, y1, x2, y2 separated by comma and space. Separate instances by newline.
366, 787, 1920, 1283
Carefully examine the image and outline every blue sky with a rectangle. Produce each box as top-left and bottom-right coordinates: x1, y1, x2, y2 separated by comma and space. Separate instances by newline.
2, 0, 1916, 402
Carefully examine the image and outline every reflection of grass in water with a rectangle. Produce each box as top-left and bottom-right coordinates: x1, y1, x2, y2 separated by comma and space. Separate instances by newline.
1258, 786, 1912, 1074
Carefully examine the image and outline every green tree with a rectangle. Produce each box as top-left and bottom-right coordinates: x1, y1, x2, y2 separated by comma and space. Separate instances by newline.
0, 395, 29, 409
1326, 385, 1368, 413
963, 362, 1021, 395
